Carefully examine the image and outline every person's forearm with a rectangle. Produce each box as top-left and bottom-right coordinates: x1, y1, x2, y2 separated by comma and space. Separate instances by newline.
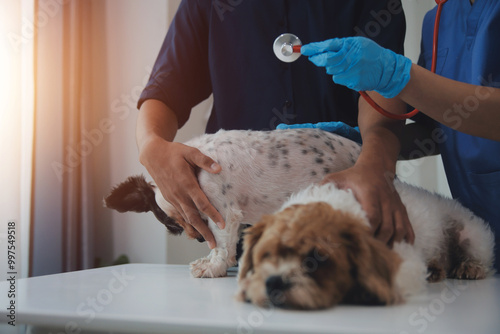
136, 99, 179, 162
357, 92, 404, 176
399, 64, 500, 141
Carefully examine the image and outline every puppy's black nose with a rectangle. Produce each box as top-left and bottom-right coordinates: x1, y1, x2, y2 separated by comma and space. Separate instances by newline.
196, 236, 205, 243
265, 275, 290, 294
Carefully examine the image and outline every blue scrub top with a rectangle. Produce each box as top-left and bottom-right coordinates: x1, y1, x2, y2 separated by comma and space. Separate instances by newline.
138, 0, 406, 133
419, 0, 500, 267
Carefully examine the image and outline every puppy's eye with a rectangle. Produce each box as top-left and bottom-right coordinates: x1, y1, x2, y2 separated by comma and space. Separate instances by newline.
306, 248, 329, 263
302, 248, 332, 273
278, 246, 295, 258
261, 251, 271, 260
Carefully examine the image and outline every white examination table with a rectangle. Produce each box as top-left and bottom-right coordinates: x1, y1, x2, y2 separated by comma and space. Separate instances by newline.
0, 264, 499, 334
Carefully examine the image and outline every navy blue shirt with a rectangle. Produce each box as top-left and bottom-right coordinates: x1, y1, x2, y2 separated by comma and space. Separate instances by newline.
138, 0, 406, 133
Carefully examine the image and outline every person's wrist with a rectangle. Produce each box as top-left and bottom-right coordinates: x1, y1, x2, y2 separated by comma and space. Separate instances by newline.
355, 146, 397, 179
376, 52, 412, 99
374, 50, 412, 99
138, 134, 170, 167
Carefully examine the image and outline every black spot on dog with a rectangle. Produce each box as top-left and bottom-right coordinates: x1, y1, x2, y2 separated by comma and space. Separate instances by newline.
311, 147, 324, 157
221, 184, 233, 196
325, 141, 336, 152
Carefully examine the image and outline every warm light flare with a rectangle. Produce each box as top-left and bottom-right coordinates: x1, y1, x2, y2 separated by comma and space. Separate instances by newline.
0, 2, 20, 122
0, 47, 14, 111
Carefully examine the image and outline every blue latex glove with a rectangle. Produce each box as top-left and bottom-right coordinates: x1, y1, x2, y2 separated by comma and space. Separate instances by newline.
301, 37, 412, 99
277, 122, 362, 144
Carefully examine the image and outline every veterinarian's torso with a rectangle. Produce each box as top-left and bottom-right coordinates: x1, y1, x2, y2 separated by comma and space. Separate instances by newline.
419, 0, 500, 231
138, 0, 406, 132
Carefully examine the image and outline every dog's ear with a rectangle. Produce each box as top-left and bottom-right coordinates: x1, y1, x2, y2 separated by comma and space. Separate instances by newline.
238, 217, 268, 281
104, 175, 155, 213
340, 223, 402, 305
104, 175, 184, 235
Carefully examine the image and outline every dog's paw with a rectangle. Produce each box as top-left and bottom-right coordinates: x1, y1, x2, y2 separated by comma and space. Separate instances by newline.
190, 257, 228, 278
190, 248, 235, 278
426, 260, 446, 283
449, 260, 486, 280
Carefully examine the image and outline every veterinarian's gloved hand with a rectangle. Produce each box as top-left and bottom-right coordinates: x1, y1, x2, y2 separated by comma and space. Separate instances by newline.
277, 121, 362, 144
301, 37, 412, 98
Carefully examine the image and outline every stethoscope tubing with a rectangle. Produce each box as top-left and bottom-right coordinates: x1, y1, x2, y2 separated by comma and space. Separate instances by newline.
357, 0, 448, 120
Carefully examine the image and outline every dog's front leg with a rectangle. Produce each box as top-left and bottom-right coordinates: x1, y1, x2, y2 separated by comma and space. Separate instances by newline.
190, 211, 243, 278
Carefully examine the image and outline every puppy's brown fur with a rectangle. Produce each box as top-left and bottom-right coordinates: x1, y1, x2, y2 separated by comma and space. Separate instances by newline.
237, 202, 402, 309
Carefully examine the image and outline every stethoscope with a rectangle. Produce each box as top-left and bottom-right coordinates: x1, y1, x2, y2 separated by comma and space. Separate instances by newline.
273, 0, 449, 120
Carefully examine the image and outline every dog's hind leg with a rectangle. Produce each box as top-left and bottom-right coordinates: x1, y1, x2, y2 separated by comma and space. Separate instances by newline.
444, 217, 494, 280
190, 209, 243, 278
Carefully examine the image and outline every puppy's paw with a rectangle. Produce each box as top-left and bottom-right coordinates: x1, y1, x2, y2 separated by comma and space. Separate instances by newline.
426, 260, 446, 283
235, 287, 250, 303
450, 260, 486, 280
235, 277, 253, 303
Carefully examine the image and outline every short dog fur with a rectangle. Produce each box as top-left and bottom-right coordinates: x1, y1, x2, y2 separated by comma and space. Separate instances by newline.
236, 182, 495, 309
105, 128, 360, 277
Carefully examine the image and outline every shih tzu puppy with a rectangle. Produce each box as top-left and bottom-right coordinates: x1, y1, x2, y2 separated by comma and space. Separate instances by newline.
236, 182, 495, 309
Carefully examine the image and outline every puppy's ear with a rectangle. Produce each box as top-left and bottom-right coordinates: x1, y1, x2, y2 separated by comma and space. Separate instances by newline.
238, 217, 268, 281
341, 223, 402, 305
104, 175, 155, 213
104, 175, 184, 235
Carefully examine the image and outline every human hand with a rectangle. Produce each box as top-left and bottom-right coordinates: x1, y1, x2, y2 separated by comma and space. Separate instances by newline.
139, 137, 224, 249
277, 121, 362, 144
321, 166, 415, 246
301, 37, 412, 98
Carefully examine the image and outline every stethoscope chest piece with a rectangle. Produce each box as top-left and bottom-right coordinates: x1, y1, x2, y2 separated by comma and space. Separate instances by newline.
273, 33, 302, 63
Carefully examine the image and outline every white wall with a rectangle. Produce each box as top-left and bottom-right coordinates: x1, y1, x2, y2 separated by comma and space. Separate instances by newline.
97, 0, 173, 265
95, 0, 212, 265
